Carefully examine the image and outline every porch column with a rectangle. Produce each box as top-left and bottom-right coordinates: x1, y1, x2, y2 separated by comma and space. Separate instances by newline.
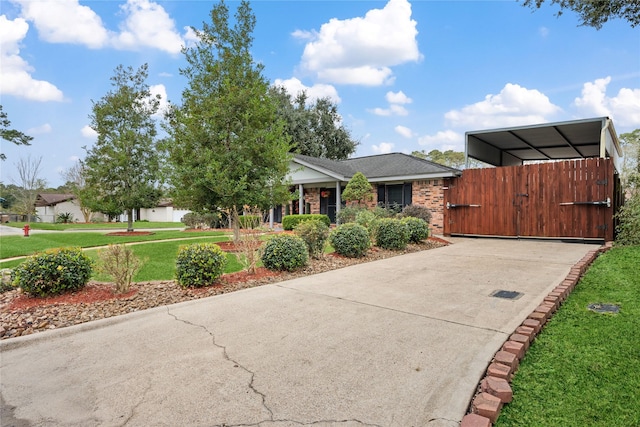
335, 181, 341, 225
269, 207, 274, 229
298, 184, 304, 215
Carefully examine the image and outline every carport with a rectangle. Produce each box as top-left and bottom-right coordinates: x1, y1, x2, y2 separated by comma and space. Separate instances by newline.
444, 117, 623, 241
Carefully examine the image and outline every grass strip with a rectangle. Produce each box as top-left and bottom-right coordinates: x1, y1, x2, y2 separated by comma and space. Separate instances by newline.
5, 221, 185, 231
0, 230, 229, 259
496, 245, 640, 427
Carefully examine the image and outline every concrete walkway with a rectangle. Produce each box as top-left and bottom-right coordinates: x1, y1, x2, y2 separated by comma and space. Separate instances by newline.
0, 238, 600, 427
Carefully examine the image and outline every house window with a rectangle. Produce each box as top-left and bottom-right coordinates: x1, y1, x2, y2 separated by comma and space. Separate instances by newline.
377, 183, 412, 210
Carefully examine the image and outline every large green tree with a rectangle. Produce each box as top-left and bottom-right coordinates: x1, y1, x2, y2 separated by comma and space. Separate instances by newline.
1, 105, 33, 161
620, 129, 640, 195
412, 149, 466, 169
269, 86, 358, 160
522, 0, 640, 29
84, 64, 162, 231
163, 0, 292, 236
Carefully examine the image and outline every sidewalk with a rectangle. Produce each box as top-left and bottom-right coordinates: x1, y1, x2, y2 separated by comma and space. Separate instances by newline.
0, 238, 600, 426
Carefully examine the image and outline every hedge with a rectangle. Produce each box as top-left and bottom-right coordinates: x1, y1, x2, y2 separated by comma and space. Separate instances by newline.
282, 214, 330, 230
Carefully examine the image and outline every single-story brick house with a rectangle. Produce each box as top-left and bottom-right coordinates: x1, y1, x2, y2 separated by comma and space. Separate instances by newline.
284, 153, 462, 233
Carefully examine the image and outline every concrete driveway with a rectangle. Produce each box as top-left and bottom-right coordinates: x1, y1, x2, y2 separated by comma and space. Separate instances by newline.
0, 238, 600, 427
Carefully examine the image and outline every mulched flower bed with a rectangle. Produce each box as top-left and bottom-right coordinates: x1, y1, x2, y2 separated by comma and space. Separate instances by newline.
0, 238, 448, 340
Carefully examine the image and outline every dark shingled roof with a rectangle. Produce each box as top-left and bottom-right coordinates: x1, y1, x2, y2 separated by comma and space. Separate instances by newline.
34, 193, 76, 207
294, 153, 460, 180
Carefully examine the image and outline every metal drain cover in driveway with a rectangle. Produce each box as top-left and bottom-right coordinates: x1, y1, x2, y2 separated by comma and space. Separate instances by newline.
587, 303, 620, 314
491, 290, 524, 300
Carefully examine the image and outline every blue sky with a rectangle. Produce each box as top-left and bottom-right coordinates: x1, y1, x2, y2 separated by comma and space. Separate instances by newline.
1, 0, 639, 188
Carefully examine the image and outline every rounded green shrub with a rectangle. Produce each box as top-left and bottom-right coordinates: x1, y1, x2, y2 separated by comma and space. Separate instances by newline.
375, 218, 410, 250
329, 223, 371, 258
12, 247, 93, 297
336, 206, 367, 224
176, 243, 228, 287
401, 217, 429, 243
295, 219, 329, 259
261, 234, 309, 271
282, 214, 330, 230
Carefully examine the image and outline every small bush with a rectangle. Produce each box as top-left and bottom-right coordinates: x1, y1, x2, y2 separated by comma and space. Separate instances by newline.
400, 204, 432, 224
181, 212, 222, 229
375, 218, 410, 250
97, 244, 142, 293
261, 234, 308, 271
175, 243, 228, 287
402, 217, 429, 243
355, 209, 380, 240
336, 206, 367, 224
295, 219, 330, 259
238, 214, 261, 229
12, 248, 93, 297
616, 194, 640, 246
329, 223, 371, 258
282, 214, 330, 230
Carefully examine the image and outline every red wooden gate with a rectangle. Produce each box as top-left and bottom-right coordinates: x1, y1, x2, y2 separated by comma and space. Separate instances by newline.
444, 158, 616, 241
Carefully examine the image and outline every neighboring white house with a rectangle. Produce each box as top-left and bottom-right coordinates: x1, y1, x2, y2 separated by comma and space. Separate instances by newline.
34, 193, 105, 223
34, 194, 190, 223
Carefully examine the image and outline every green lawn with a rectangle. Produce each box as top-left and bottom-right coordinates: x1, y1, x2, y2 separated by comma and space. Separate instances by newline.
0, 230, 230, 259
5, 221, 185, 231
496, 245, 640, 427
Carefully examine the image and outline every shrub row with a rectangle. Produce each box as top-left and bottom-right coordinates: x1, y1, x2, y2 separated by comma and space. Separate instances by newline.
282, 214, 330, 230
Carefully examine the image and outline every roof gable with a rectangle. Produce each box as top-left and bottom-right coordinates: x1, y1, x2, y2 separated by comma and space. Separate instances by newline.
35, 193, 76, 207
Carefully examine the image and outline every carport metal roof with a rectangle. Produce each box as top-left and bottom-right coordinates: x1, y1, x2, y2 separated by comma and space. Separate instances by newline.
465, 117, 622, 171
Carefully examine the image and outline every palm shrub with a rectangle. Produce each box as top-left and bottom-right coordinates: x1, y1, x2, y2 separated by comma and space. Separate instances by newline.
261, 234, 308, 271
97, 244, 142, 293
375, 218, 410, 250
295, 219, 330, 259
329, 223, 371, 258
175, 243, 228, 287
336, 205, 367, 224
12, 248, 93, 297
355, 209, 380, 240
401, 217, 429, 243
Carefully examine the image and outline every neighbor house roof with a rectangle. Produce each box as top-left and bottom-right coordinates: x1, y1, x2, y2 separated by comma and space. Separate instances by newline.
292, 153, 460, 184
34, 193, 76, 207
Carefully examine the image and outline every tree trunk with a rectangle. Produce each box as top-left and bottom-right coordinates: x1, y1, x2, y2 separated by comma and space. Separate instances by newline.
127, 208, 134, 232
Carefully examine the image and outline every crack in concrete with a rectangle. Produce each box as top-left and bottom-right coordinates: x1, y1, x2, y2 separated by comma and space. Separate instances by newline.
426, 416, 460, 425
216, 418, 383, 427
119, 380, 152, 426
275, 284, 509, 335
166, 308, 274, 422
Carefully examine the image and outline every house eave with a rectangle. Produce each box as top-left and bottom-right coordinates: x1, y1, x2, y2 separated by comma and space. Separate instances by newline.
291, 157, 348, 181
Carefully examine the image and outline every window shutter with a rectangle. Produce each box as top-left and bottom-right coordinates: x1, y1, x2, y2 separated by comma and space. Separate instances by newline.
403, 182, 412, 206
377, 185, 386, 205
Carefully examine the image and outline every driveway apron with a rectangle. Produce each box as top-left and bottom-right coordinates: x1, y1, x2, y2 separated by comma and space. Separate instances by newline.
0, 238, 600, 427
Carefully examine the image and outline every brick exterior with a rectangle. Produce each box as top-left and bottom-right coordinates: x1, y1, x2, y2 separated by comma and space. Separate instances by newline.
411, 179, 446, 234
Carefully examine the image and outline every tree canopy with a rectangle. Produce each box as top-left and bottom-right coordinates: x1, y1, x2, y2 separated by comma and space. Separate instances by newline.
620, 129, 640, 195
269, 86, 358, 160
521, 0, 640, 29
163, 0, 292, 226
1, 105, 33, 161
84, 63, 162, 231
412, 149, 466, 169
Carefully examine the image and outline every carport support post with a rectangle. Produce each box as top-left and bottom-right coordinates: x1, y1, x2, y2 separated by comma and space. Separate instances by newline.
335, 181, 341, 225
298, 184, 304, 215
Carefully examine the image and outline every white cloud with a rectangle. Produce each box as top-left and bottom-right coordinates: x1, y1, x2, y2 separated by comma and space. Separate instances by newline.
273, 77, 341, 104
573, 77, 640, 127
539, 27, 550, 37
386, 91, 412, 104
418, 130, 464, 149
369, 104, 408, 117
291, 29, 314, 40
69, 155, 80, 162
12, 0, 188, 54
81, 125, 98, 139
0, 15, 64, 101
395, 125, 413, 138
149, 84, 169, 118
444, 83, 561, 129
299, 0, 421, 86
372, 142, 394, 154
27, 123, 52, 134
12, 0, 109, 48
113, 0, 185, 54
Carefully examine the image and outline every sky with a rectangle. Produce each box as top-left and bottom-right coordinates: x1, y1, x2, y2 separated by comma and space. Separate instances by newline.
1, 0, 639, 188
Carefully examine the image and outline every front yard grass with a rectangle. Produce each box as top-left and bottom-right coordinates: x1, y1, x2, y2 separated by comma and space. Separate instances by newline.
495, 245, 640, 427
5, 221, 184, 231
0, 230, 229, 259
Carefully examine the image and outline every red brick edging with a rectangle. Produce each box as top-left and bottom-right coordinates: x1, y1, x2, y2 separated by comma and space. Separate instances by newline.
460, 241, 614, 426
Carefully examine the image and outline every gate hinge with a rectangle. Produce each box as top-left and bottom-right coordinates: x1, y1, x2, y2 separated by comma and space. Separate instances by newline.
596, 179, 608, 185
596, 224, 608, 230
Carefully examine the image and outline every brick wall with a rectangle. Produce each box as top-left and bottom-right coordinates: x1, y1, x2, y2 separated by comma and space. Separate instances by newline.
411, 179, 446, 234
305, 188, 321, 214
